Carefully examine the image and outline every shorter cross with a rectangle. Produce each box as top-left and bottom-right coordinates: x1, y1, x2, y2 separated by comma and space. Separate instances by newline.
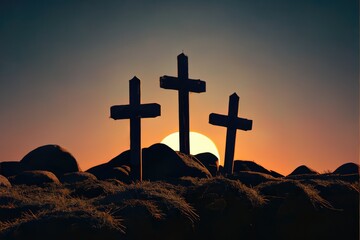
209, 93, 252, 175
110, 76, 161, 181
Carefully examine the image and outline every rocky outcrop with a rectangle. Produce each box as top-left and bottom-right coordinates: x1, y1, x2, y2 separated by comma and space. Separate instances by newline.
21, 145, 80, 177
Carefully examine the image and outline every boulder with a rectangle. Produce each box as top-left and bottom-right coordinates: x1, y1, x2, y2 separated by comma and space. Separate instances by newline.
288, 165, 318, 176
119, 164, 130, 173
21, 145, 80, 177
107, 149, 131, 167
60, 172, 97, 184
0, 161, 25, 177
112, 167, 131, 183
9, 171, 60, 186
87, 163, 131, 183
0, 175, 11, 187
142, 144, 211, 180
230, 171, 279, 186
87, 143, 211, 181
219, 165, 224, 175
86, 150, 131, 181
195, 152, 219, 176
233, 160, 282, 178
333, 162, 359, 175
269, 170, 284, 178
234, 160, 269, 173
86, 163, 110, 180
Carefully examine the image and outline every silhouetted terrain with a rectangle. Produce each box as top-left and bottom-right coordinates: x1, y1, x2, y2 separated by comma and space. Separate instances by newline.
0, 144, 359, 240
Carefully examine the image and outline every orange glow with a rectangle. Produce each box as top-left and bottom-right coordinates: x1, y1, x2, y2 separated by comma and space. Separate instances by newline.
1, 62, 357, 176
161, 131, 220, 161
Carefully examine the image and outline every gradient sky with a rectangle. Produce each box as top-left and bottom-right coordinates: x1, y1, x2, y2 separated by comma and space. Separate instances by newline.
0, 0, 358, 175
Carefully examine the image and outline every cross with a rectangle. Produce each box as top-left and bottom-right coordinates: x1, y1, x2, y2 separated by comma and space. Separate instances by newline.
209, 93, 252, 175
110, 76, 161, 181
160, 53, 206, 155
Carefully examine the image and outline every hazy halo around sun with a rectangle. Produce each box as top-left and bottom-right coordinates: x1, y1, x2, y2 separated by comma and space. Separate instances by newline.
161, 132, 220, 160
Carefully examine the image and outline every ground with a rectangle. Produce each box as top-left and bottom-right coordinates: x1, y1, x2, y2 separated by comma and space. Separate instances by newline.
0, 173, 358, 240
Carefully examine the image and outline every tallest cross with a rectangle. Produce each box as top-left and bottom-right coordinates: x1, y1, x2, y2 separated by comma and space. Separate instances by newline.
160, 53, 206, 154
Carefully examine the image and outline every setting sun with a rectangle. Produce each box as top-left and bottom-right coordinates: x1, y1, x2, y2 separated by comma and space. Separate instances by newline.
161, 132, 220, 161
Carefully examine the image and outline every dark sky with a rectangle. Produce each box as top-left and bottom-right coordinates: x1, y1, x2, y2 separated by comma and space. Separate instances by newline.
0, 0, 358, 174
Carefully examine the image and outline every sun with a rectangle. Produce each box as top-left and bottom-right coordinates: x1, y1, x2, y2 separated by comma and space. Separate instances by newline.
161, 132, 220, 160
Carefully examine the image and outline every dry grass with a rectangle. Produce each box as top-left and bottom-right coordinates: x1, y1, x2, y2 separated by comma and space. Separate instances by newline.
256, 179, 333, 210
65, 178, 125, 198
230, 171, 280, 187
97, 181, 199, 224
0, 175, 358, 240
189, 177, 266, 207
0, 184, 124, 240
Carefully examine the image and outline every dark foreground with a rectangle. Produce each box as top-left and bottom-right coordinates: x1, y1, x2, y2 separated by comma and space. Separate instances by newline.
0, 174, 358, 240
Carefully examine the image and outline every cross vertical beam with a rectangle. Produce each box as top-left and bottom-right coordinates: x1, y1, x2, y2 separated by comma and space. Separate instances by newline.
178, 54, 190, 154
209, 93, 253, 175
223, 94, 239, 174
129, 78, 141, 181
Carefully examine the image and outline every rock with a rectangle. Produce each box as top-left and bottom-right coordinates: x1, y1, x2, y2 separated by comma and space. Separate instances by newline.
9, 171, 60, 186
230, 171, 279, 186
119, 164, 130, 173
86, 163, 110, 180
219, 165, 224, 175
142, 144, 211, 180
21, 145, 80, 177
195, 152, 219, 176
112, 167, 131, 183
86, 150, 131, 181
87, 163, 131, 183
107, 149, 131, 167
269, 170, 284, 178
87, 143, 211, 181
60, 172, 97, 184
333, 162, 359, 175
0, 175, 11, 187
288, 165, 318, 176
234, 160, 269, 173
0, 161, 25, 177
233, 160, 282, 178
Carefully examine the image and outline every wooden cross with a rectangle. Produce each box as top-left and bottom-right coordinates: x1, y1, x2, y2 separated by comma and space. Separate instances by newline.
160, 53, 206, 155
110, 76, 161, 181
209, 93, 252, 175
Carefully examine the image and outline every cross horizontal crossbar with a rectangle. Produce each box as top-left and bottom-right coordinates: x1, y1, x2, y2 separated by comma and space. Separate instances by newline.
160, 76, 206, 93
110, 103, 161, 120
209, 113, 252, 131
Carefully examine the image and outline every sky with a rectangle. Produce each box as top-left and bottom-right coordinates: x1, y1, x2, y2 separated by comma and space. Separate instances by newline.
0, 0, 358, 175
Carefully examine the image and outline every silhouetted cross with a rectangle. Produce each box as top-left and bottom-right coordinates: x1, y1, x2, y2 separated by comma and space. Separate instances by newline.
110, 77, 161, 181
209, 93, 252, 175
160, 53, 206, 155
